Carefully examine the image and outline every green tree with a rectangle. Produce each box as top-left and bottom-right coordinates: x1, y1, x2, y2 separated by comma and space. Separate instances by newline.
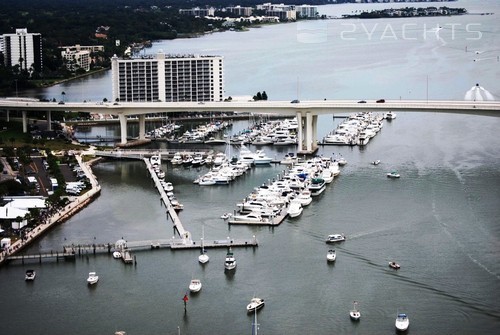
262, 91, 268, 100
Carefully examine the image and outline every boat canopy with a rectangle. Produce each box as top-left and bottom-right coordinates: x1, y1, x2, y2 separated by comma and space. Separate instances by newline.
398, 313, 407, 318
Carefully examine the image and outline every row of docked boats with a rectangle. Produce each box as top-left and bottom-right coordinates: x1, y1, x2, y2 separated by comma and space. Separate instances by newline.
150, 156, 184, 210
227, 118, 299, 146
323, 112, 389, 146
193, 147, 273, 186
230, 155, 344, 224
146, 119, 231, 142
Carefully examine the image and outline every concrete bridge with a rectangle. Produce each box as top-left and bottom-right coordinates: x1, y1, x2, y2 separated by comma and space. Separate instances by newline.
1, 98, 499, 154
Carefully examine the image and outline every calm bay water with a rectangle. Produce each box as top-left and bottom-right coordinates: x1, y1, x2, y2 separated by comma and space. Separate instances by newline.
3, 1, 500, 334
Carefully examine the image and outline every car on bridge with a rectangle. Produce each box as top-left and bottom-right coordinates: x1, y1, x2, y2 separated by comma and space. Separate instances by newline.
290, 99, 300, 103
376, 99, 385, 103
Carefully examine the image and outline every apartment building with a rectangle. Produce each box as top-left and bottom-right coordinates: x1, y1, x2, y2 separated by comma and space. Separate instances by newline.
1, 28, 42, 72
111, 52, 224, 103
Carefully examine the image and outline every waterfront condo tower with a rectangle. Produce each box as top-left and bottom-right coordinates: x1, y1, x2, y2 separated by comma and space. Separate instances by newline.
1, 28, 43, 73
111, 52, 224, 102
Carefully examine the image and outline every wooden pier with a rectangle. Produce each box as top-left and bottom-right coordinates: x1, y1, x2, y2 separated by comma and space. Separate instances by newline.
144, 157, 188, 238
6, 251, 76, 264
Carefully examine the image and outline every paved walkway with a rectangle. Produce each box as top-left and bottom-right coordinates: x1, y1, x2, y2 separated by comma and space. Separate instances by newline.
0, 149, 101, 265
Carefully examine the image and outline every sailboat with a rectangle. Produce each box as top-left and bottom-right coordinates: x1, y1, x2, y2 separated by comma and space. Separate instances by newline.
349, 301, 361, 321
198, 226, 209, 264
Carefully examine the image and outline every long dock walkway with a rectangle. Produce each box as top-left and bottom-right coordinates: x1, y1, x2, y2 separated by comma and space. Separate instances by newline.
144, 157, 188, 238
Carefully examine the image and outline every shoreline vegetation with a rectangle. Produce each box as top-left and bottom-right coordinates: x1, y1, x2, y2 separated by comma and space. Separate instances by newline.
342, 6, 467, 19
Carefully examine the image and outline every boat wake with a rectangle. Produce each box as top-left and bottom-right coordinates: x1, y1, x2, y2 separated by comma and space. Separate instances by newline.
431, 194, 500, 281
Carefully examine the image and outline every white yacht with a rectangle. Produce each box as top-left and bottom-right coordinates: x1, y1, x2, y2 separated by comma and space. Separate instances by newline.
231, 212, 265, 223
326, 233, 346, 243
296, 189, 313, 206
164, 182, 174, 192
224, 250, 237, 270
395, 313, 409, 331
387, 171, 400, 178
321, 169, 334, 183
87, 272, 99, 285
308, 178, 326, 196
150, 155, 161, 166
323, 134, 350, 145
253, 150, 273, 165
385, 111, 397, 120
213, 152, 227, 166
170, 153, 183, 165
189, 279, 202, 293
287, 199, 303, 218
246, 297, 265, 312
326, 249, 336, 262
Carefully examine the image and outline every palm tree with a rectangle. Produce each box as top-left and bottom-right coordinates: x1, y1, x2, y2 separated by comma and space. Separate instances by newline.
61, 91, 66, 102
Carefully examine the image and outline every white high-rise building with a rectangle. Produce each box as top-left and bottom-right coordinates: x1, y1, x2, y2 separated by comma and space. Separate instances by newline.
2, 28, 43, 72
111, 52, 224, 102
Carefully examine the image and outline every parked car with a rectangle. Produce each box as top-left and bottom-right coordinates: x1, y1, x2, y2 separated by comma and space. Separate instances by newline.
358, 100, 366, 103
376, 99, 385, 103
290, 99, 300, 103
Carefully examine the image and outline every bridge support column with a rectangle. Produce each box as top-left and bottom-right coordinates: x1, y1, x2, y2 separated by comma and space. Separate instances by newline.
119, 114, 128, 145
296, 112, 304, 151
22, 110, 28, 133
306, 112, 313, 153
297, 112, 318, 154
138, 114, 146, 140
46, 110, 52, 131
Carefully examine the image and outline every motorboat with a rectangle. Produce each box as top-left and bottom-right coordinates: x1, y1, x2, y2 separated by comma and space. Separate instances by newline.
224, 250, 237, 270
189, 279, 202, 293
326, 249, 336, 262
198, 176, 216, 186
182, 155, 193, 166
349, 301, 361, 321
395, 313, 409, 331
171, 153, 183, 165
387, 171, 400, 178
337, 157, 347, 166
308, 178, 326, 196
150, 155, 160, 166
25, 269, 36, 281
157, 170, 165, 179
296, 189, 313, 206
164, 182, 174, 192
231, 212, 264, 223
191, 154, 205, 167
372, 160, 381, 165
246, 297, 265, 312
220, 212, 232, 220
287, 199, 303, 218
87, 272, 99, 285
323, 134, 350, 145
112, 251, 122, 259
321, 169, 334, 183
389, 261, 401, 270
326, 233, 346, 243
237, 200, 269, 213
385, 111, 397, 120
198, 249, 209, 264
253, 150, 273, 165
